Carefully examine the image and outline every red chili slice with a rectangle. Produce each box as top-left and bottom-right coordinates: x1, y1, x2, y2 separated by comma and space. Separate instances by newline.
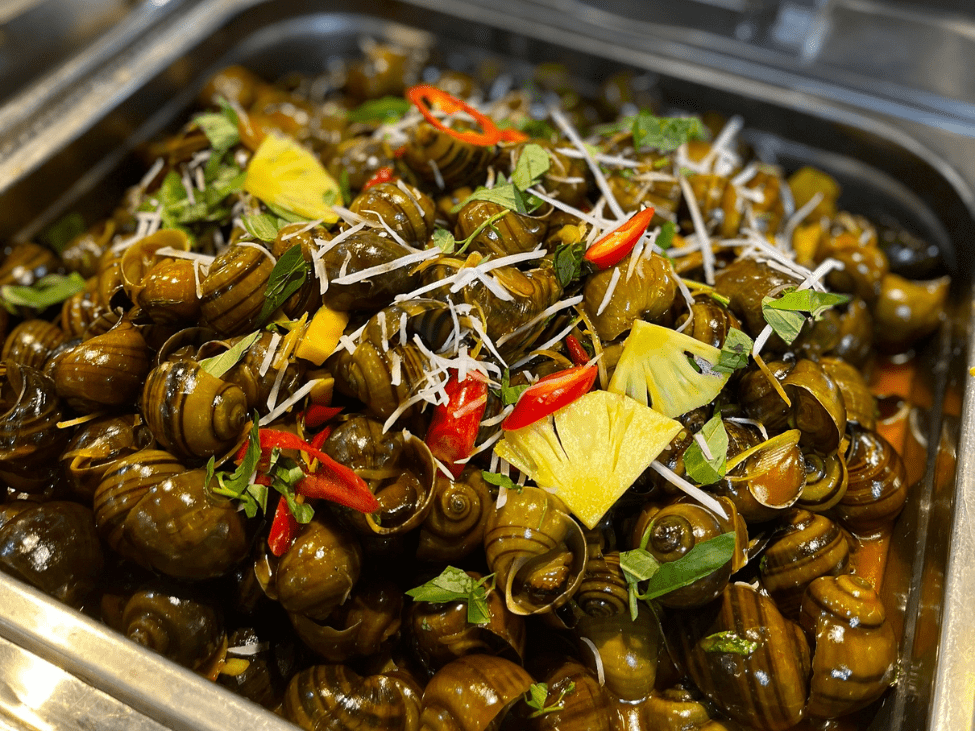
302, 404, 343, 429
267, 494, 300, 557
502, 365, 598, 431
363, 166, 397, 190
425, 372, 489, 478
406, 84, 503, 147
584, 206, 656, 269
565, 335, 590, 367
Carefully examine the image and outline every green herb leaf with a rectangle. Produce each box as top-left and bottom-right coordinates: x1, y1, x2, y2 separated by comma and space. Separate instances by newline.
432, 228, 456, 254
451, 181, 532, 215
511, 117, 559, 140
0, 272, 86, 313
256, 245, 308, 326
761, 289, 851, 345
347, 96, 411, 124
511, 143, 551, 191
655, 220, 677, 250
700, 630, 759, 656
241, 213, 282, 242
268, 454, 314, 524
39, 213, 86, 253
480, 471, 522, 493
683, 415, 729, 485
405, 566, 493, 625
207, 417, 262, 517
524, 681, 576, 718
265, 201, 312, 224
620, 547, 661, 583
198, 331, 261, 379
632, 111, 706, 153
195, 109, 240, 152
713, 328, 752, 375
638, 532, 736, 602
499, 369, 529, 406
552, 242, 586, 288
339, 169, 352, 208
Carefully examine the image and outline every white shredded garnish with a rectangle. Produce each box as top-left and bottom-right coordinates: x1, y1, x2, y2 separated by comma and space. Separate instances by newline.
154, 247, 215, 264
780, 191, 824, 250
389, 350, 403, 386
331, 205, 367, 225
595, 267, 621, 317
457, 428, 506, 463
238, 242, 277, 267
496, 295, 584, 347
725, 417, 769, 441
193, 259, 203, 299
338, 251, 353, 279
265, 359, 289, 414
331, 247, 439, 285
579, 636, 606, 686
549, 107, 625, 220
510, 316, 582, 370
181, 170, 196, 206
694, 432, 714, 460
673, 273, 696, 334
281, 219, 325, 240
399, 312, 409, 346
679, 174, 715, 285
649, 460, 729, 519
226, 643, 269, 657
428, 159, 445, 189
259, 333, 282, 377
314, 254, 329, 294
260, 379, 323, 426
527, 187, 605, 228
57, 411, 108, 429
194, 166, 206, 192
140, 158, 165, 189
432, 457, 455, 480
496, 484, 508, 509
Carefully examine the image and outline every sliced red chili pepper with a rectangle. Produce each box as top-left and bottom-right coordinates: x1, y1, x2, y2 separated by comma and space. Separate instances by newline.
302, 404, 343, 429
498, 126, 530, 144
425, 372, 489, 478
267, 494, 300, 557
584, 206, 656, 269
406, 84, 502, 147
565, 335, 590, 367
502, 365, 598, 431
308, 425, 333, 452
363, 166, 397, 190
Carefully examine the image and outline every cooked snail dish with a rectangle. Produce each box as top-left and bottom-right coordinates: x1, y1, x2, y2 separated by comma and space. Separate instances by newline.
0, 41, 952, 731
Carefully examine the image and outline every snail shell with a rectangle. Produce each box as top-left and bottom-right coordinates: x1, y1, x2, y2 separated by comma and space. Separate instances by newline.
404, 122, 495, 189
419, 654, 533, 731
575, 605, 660, 702
416, 468, 492, 563
350, 181, 437, 247
715, 430, 806, 523
60, 412, 154, 501
629, 687, 713, 731
583, 253, 677, 341
574, 549, 630, 618
199, 243, 274, 336
800, 574, 898, 718
820, 356, 876, 431
455, 200, 547, 258
2, 319, 66, 370
484, 486, 588, 616
284, 664, 423, 731
321, 230, 423, 312
759, 510, 850, 620
54, 319, 151, 412
783, 359, 847, 454
798, 450, 848, 512
530, 658, 615, 731
737, 360, 793, 433
834, 426, 907, 534
140, 359, 249, 460
678, 583, 811, 731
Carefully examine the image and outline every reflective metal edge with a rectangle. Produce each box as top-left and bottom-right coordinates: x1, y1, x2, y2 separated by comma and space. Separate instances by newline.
0, 578, 296, 731
931, 288, 975, 731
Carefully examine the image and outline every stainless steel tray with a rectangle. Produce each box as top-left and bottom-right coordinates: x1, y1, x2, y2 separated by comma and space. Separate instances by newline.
0, 1, 972, 730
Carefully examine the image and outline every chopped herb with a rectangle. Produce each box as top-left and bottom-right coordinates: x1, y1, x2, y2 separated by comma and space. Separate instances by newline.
512, 117, 559, 140
265, 202, 310, 224
347, 96, 411, 124
524, 682, 576, 718
198, 331, 261, 379
499, 369, 529, 406
194, 103, 240, 152
761, 288, 852, 345
700, 630, 758, 656
267, 452, 314, 524
39, 213, 86, 253
256, 245, 308, 326
552, 242, 587, 288
713, 328, 753, 375
241, 213, 282, 242
709, 291, 731, 307
480, 470, 522, 493
405, 566, 494, 625
655, 220, 676, 250
633, 111, 706, 153
682, 414, 729, 485
511, 143, 551, 191
451, 175, 540, 215
206, 417, 264, 518
0, 272, 86, 313
432, 228, 456, 254
621, 532, 735, 620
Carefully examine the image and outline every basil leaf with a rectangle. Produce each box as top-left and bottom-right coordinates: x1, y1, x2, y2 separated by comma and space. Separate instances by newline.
500, 369, 529, 406
480, 471, 521, 493
552, 242, 586, 288
257, 245, 308, 326
619, 547, 661, 583
405, 566, 492, 625
269, 454, 314, 524
524, 681, 575, 718
639, 532, 736, 601
1, 272, 86, 312
207, 416, 261, 514
700, 630, 758, 656
655, 220, 677, 250
682, 415, 729, 485
432, 228, 456, 254
198, 331, 261, 379
632, 111, 706, 153
761, 289, 850, 345
511, 117, 558, 140
347, 96, 411, 124
265, 201, 311, 224
241, 213, 281, 242
512, 143, 550, 191
195, 109, 240, 152
713, 328, 752, 375
761, 306, 806, 345
451, 182, 530, 215
39, 213, 86, 253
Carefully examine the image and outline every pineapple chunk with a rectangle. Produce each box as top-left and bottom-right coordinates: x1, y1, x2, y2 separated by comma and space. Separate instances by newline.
295, 306, 349, 365
494, 390, 681, 529
608, 320, 729, 418
244, 133, 341, 223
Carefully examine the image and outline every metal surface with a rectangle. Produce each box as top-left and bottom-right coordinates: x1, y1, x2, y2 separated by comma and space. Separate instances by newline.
0, 1, 971, 729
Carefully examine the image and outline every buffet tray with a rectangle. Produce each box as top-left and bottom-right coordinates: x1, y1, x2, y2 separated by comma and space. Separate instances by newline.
0, 1, 972, 730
